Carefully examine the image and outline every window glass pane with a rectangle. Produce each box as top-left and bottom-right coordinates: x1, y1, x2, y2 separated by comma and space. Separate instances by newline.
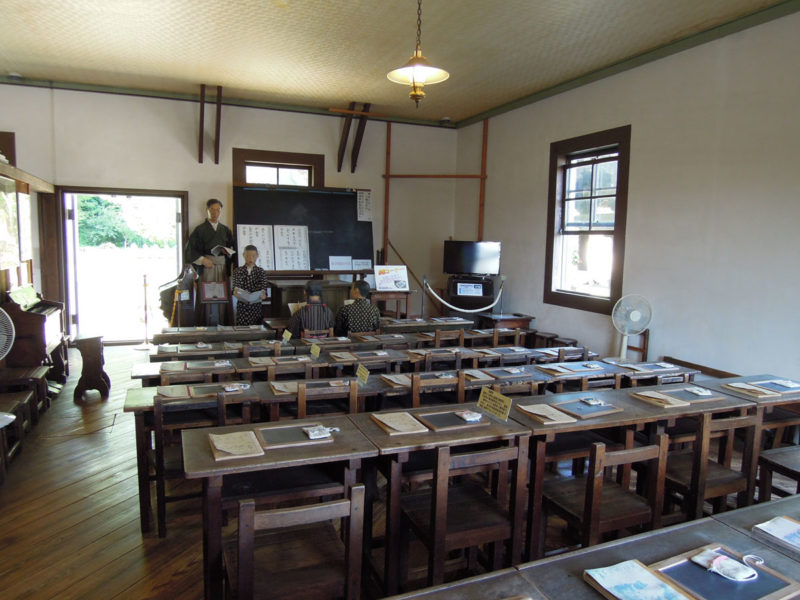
566, 164, 592, 199
594, 160, 618, 196
245, 165, 277, 184
592, 197, 616, 228
278, 167, 309, 186
554, 233, 613, 298
564, 199, 590, 230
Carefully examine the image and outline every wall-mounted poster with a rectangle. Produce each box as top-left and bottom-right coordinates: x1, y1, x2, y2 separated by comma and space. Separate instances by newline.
0, 176, 20, 270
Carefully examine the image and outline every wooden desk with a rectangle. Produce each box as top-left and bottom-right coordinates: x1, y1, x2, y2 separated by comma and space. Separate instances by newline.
517, 517, 800, 600
123, 381, 279, 535
151, 325, 273, 344
350, 403, 531, 595
508, 384, 756, 560
711, 494, 800, 543
381, 317, 473, 334
388, 568, 546, 600
149, 342, 241, 362
602, 359, 700, 387
182, 416, 378, 600
371, 290, 411, 319
476, 312, 535, 330
534, 360, 631, 392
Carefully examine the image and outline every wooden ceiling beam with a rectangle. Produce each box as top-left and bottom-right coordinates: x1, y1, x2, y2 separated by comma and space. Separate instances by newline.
336, 102, 356, 172
214, 85, 222, 165
197, 84, 205, 164
350, 103, 371, 174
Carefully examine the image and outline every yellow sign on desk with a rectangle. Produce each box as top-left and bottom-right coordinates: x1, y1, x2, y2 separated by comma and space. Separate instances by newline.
356, 363, 370, 385
478, 386, 512, 422
282, 329, 292, 342
310, 343, 321, 359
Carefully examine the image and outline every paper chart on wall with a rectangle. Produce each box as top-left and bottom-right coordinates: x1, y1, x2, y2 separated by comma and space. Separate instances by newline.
274, 225, 310, 270
236, 224, 275, 270
357, 190, 372, 222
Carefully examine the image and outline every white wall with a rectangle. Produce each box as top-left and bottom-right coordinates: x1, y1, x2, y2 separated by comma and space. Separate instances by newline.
460, 11, 800, 377
0, 85, 457, 311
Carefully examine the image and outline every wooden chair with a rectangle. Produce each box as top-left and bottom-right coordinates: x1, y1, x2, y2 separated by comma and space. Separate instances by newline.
538, 433, 668, 552
150, 392, 254, 537
423, 349, 463, 372
664, 409, 762, 521
491, 328, 521, 347
758, 445, 800, 500
302, 327, 334, 339
552, 336, 578, 347
398, 437, 529, 587
410, 371, 466, 408
433, 328, 465, 348
223, 484, 365, 600
266, 362, 313, 381
531, 331, 558, 347
558, 346, 589, 361
348, 329, 380, 337
297, 379, 359, 419
0, 366, 50, 426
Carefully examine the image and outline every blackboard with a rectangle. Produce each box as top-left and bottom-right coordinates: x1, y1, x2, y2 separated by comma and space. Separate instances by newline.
233, 186, 373, 270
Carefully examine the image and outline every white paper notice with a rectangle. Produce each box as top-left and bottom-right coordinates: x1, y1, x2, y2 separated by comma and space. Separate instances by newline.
329, 256, 352, 270
352, 259, 375, 288
357, 190, 372, 222
236, 224, 275, 270
274, 225, 310, 270
375, 265, 409, 291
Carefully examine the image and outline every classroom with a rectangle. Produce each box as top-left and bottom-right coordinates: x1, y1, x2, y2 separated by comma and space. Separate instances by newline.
1, 2, 800, 599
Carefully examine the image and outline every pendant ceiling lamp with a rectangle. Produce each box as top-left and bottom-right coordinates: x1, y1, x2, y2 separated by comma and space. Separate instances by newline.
387, 0, 449, 108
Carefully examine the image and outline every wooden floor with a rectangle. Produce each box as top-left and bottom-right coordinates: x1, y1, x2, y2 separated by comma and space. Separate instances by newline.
0, 345, 206, 600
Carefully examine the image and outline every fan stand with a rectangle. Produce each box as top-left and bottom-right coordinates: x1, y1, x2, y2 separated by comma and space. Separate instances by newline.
135, 274, 154, 352
618, 333, 629, 360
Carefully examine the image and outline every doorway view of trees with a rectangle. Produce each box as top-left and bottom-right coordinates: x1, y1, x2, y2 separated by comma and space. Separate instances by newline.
66, 192, 183, 341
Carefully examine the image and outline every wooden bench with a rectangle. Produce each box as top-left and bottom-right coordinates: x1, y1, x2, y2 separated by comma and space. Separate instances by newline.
758, 445, 800, 500
0, 366, 50, 426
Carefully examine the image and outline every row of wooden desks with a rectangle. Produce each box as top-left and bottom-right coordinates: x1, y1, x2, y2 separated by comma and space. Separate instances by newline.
391, 494, 800, 599
151, 325, 271, 344
173, 374, 800, 599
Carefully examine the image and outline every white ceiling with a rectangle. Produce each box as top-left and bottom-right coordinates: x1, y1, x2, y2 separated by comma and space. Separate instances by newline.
0, 0, 793, 125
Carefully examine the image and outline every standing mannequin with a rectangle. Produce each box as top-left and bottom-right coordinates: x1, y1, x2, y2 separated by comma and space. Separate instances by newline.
232, 245, 269, 325
184, 198, 235, 325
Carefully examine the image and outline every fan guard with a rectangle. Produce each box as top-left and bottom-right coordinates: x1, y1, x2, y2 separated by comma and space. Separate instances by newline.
611, 294, 652, 359
0, 307, 15, 361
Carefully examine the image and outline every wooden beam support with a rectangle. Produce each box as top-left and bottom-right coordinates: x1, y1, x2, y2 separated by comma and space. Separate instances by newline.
337, 102, 356, 172
478, 119, 489, 240
383, 174, 484, 179
197, 84, 205, 164
214, 85, 222, 165
382, 122, 391, 263
350, 103, 371, 174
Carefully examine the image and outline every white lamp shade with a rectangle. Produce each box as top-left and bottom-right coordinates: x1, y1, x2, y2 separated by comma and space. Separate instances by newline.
387, 50, 449, 86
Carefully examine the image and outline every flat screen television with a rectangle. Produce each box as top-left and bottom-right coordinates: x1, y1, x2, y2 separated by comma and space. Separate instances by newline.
443, 240, 501, 275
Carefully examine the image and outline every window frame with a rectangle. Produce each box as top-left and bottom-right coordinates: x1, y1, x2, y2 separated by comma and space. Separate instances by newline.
232, 148, 325, 188
543, 125, 631, 315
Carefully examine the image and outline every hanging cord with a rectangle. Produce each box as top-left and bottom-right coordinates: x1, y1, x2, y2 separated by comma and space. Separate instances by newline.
424, 278, 505, 313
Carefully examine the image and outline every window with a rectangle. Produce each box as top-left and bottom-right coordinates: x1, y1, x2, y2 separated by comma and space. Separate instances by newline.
232, 149, 325, 188
544, 125, 631, 314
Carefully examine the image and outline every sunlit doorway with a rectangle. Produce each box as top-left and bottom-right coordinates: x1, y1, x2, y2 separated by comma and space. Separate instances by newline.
62, 189, 188, 342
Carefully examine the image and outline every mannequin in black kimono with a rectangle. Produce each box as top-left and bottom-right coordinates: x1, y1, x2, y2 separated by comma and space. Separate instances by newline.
184, 198, 235, 325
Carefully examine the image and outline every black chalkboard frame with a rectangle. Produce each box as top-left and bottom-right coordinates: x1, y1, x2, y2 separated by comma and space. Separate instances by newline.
233, 185, 374, 271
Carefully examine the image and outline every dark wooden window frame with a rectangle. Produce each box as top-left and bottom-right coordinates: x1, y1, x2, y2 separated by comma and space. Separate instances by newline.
543, 125, 631, 315
232, 148, 325, 188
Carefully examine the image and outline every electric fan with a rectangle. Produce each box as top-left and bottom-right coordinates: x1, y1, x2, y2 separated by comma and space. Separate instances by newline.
0, 307, 17, 428
611, 294, 652, 359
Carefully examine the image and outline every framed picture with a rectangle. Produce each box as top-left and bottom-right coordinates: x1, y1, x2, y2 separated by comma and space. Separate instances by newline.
0, 176, 20, 271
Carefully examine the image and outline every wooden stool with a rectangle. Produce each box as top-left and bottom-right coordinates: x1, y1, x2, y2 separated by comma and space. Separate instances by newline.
0, 366, 50, 426
758, 445, 800, 500
553, 336, 578, 347
73, 336, 111, 402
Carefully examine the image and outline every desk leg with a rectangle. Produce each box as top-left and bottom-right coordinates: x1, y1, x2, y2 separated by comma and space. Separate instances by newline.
134, 413, 151, 534
203, 475, 223, 600
383, 455, 404, 596
526, 437, 547, 561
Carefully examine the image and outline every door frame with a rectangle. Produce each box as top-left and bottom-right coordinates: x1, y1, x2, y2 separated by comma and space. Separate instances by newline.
51, 186, 189, 341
